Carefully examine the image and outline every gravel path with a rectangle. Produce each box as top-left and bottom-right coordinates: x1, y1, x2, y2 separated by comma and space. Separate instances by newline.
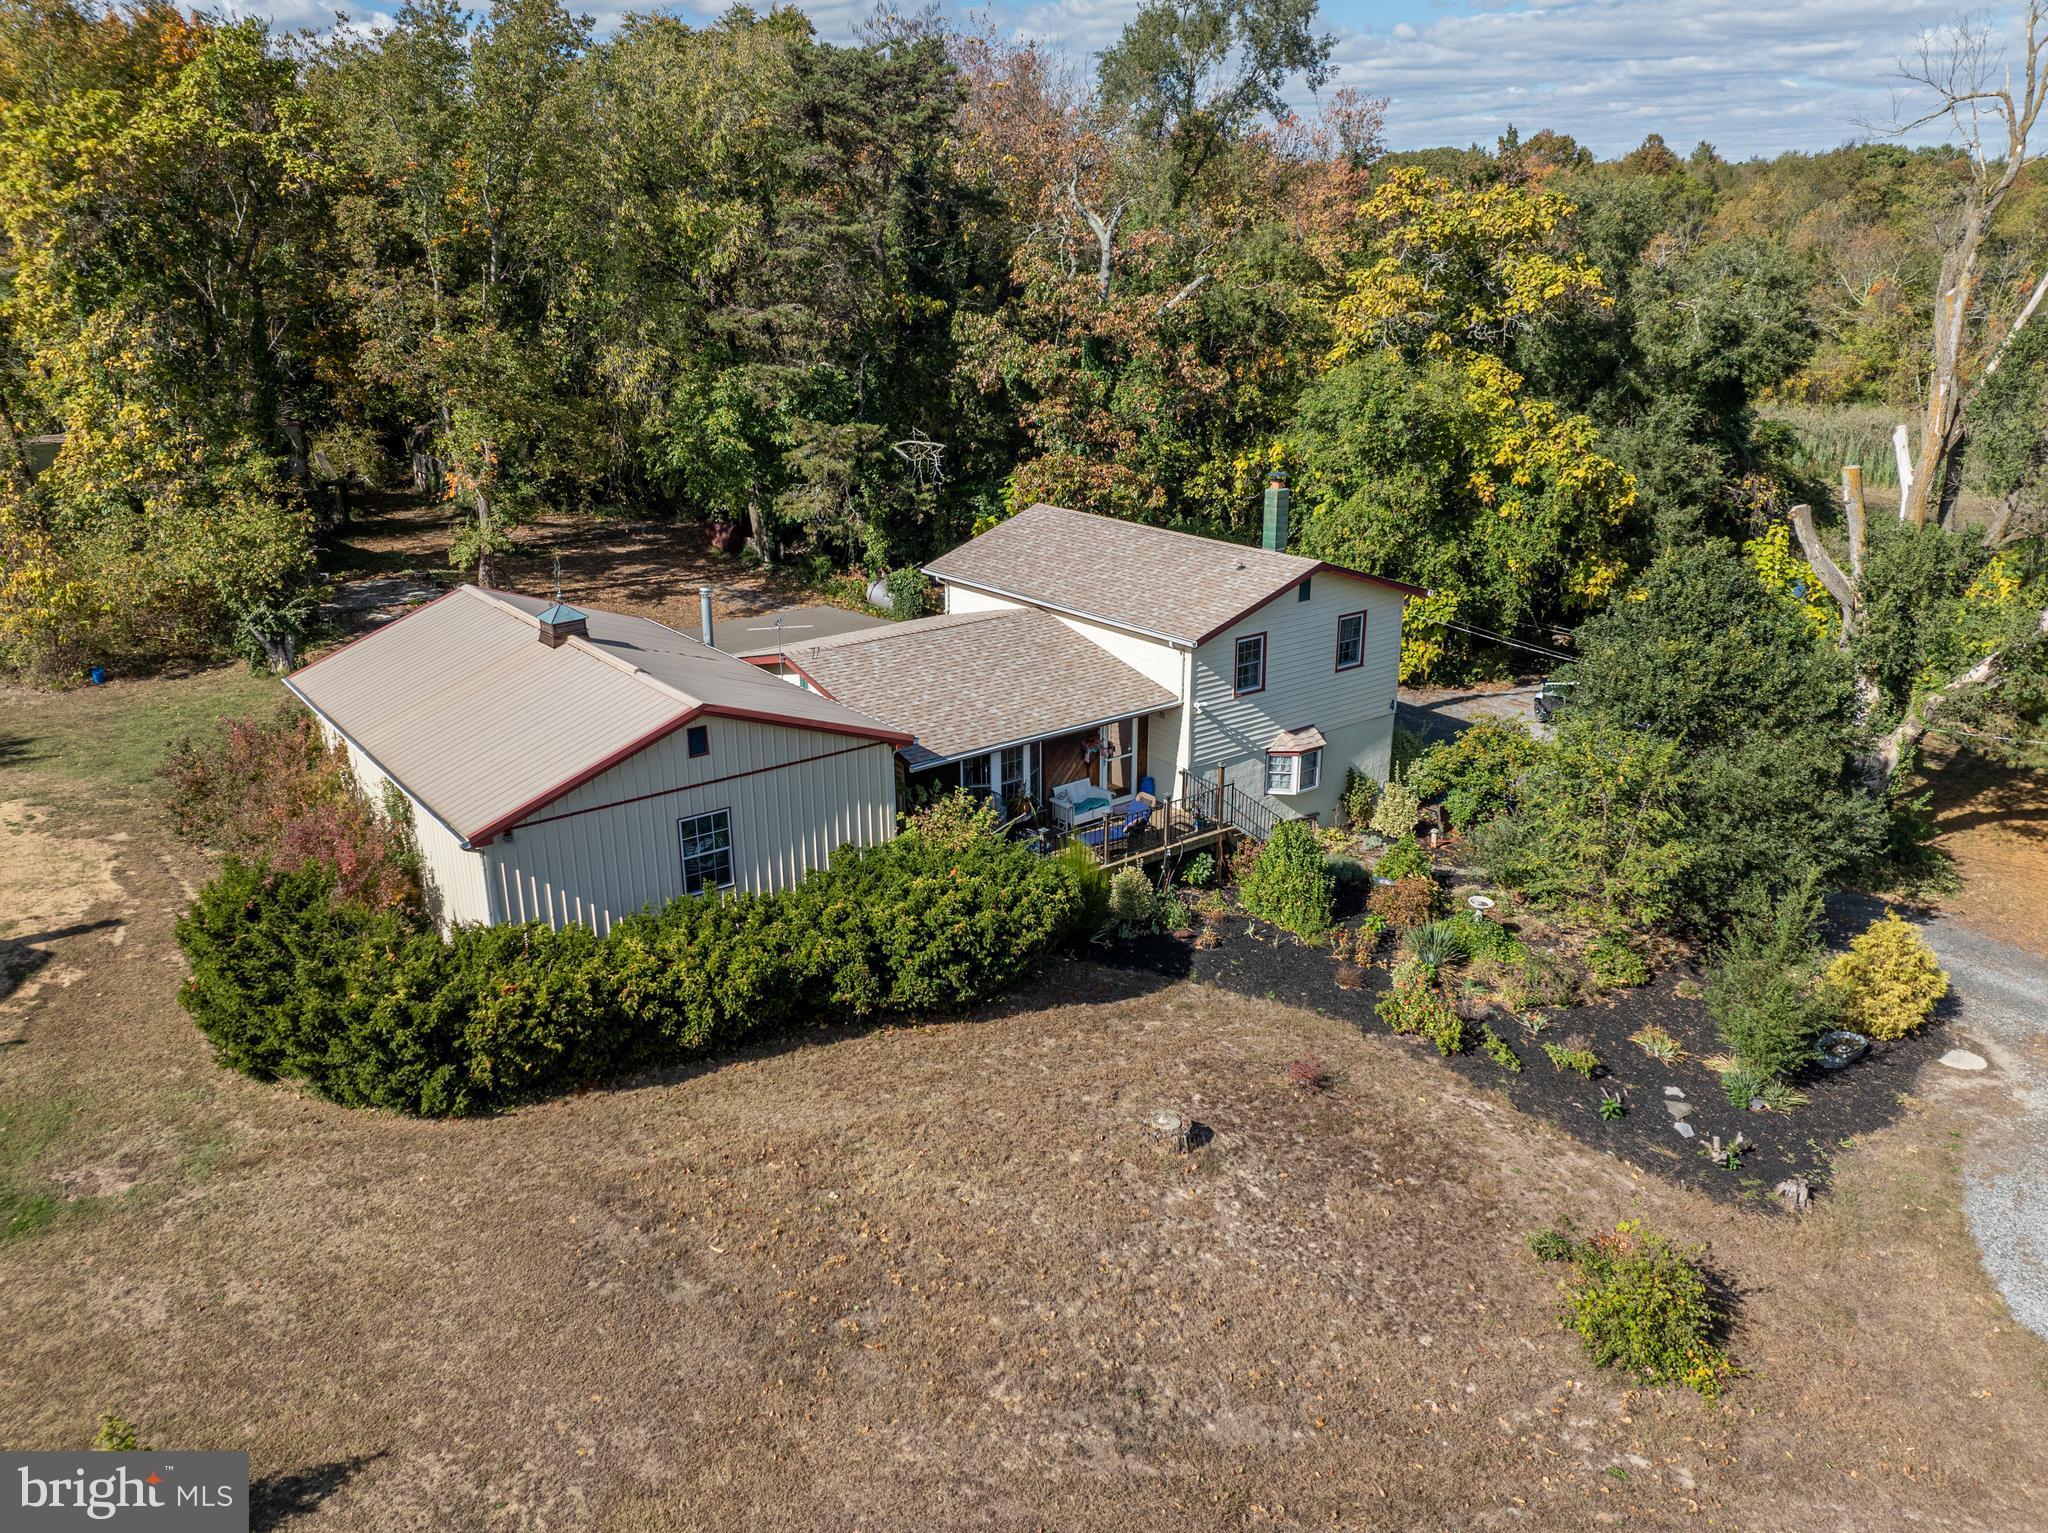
1909, 910, 2048, 1340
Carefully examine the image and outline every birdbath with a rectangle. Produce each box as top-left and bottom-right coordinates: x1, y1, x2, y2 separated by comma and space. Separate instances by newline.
1467, 895, 1497, 922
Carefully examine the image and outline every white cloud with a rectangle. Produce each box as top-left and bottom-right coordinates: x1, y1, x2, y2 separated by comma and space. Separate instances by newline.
229, 0, 2015, 159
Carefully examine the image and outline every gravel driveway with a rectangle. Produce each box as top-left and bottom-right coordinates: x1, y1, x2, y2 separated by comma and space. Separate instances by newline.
1903, 910, 2048, 1340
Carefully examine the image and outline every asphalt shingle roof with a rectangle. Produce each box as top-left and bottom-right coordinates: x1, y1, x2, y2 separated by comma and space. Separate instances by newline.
922, 504, 1423, 645
780, 608, 1178, 764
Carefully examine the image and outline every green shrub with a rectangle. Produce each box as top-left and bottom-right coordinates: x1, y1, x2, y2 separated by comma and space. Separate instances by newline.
1542, 1041, 1600, 1078
1341, 768, 1380, 827
1448, 912, 1523, 963
1821, 911, 1948, 1040
1706, 876, 1832, 1090
1528, 1219, 1737, 1398
177, 800, 1081, 1116
1155, 895, 1189, 931
1181, 851, 1217, 888
1108, 867, 1157, 933
1369, 778, 1422, 840
1374, 833, 1431, 882
1408, 720, 1541, 830
1325, 854, 1371, 888
883, 566, 933, 618
1054, 840, 1111, 936
1239, 822, 1336, 941
1587, 935, 1650, 989
1376, 973, 1463, 1055
1480, 1024, 1522, 1072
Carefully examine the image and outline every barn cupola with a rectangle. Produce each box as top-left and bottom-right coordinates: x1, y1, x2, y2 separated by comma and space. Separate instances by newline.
536, 600, 588, 648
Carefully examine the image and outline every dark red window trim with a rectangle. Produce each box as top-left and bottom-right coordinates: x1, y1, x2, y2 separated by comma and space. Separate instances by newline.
1232, 631, 1267, 697
1334, 609, 1366, 672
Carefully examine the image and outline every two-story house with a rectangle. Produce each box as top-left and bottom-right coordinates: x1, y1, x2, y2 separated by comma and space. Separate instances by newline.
753, 475, 1422, 825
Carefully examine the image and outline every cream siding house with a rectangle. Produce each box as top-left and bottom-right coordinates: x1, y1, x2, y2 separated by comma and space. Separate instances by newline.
288, 586, 906, 934
921, 488, 1420, 823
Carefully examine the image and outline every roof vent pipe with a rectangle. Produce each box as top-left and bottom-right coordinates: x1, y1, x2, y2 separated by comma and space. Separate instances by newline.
700, 586, 715, 647
1262, 471, 1289, 552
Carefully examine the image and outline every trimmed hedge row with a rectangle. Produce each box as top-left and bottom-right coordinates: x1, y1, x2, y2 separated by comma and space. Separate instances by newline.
176, 800, 1082, 1116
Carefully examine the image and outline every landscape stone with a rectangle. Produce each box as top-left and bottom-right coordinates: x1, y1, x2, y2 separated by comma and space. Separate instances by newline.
1939, 1049, 1989, 1072
1663, 1086, 1685, 1098
1665, 1100, 1693, 1121
1673, 1121, 1695, 1139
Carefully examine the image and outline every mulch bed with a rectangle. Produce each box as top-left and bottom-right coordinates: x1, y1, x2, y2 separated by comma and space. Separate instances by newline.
1095, 903, 1953, 1213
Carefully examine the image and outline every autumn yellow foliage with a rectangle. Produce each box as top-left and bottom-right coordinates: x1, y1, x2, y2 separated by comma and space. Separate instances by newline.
1822, 911, 1948, 1041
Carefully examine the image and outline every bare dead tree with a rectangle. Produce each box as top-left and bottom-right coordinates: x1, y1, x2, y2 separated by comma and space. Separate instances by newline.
1888, 2, 2047, 528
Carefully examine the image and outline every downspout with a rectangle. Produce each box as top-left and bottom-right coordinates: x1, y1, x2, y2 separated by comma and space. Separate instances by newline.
1176, 645, 1197, 788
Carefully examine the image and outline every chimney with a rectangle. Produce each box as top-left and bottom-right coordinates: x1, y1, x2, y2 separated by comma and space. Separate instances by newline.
1261, 471, 1290, 552
535, 600, 588, 648
699, 586, 715, 646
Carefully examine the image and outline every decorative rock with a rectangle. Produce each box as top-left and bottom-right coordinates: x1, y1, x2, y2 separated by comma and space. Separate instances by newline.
1774, 1176, 1812, 1214
1663, 1086, 1685, 1098
1665, 1101, 1693, 1121
1939, 1049, 1989, 1072
1673, 1121, 1695, 1139
1748, 1097, 1766, 1112
1148, 1112, 1193, 1153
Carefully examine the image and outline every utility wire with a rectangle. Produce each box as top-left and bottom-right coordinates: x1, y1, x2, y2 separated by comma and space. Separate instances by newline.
1427, 618, 1575, 664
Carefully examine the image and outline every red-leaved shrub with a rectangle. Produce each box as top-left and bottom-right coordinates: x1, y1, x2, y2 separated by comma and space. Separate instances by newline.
163, 705, 420, 912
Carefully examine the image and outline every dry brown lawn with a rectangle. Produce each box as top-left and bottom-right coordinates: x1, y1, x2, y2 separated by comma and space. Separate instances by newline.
322, 494, 856, 633
4, 676, 2048, 1530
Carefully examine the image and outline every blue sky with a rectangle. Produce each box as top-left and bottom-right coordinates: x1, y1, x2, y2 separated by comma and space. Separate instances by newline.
262, 0, 1997, 159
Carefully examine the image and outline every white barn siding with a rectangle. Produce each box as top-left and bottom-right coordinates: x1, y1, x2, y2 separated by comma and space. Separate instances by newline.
1189, 574, 1405, 821
316, 720, 494, 931
485, 718, 898, 933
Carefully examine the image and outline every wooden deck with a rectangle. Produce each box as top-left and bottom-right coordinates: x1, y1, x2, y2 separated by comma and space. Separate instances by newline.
1064, 796, 1237, 871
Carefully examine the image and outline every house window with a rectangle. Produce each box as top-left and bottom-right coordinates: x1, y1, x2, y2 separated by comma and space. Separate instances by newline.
1335, 611, 1365, 671
678, 810, 734, 894
1233, 634, 1266, 696
999, 742, 1040, 807
1266, 749, 1323, 795
960, 753, 993, 797
686, 724, 710, 758
1298, 577, 1313, 602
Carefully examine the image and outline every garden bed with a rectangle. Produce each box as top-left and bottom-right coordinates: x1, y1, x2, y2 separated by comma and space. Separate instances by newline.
1100, 909, 1950, 1210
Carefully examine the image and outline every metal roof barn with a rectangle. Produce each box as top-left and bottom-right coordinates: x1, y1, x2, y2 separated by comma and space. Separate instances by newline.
287, 586, 906, 933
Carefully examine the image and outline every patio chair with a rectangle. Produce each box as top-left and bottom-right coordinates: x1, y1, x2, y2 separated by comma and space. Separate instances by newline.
1118, 776, 1158, 838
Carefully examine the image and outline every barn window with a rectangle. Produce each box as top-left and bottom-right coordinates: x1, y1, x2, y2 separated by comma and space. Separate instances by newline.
686, 724, 710, 758
678, 810, 734, 894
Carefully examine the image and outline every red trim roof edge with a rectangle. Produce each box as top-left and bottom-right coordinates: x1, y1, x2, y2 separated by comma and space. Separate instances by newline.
1196, 563, 1429, 645
467, 703, 911, 846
